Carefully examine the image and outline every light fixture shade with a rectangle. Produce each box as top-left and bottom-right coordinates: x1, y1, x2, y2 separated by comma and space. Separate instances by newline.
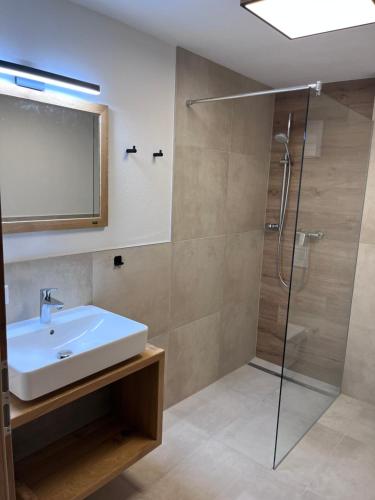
0, 60, 100, 95
241, 0, 375, 39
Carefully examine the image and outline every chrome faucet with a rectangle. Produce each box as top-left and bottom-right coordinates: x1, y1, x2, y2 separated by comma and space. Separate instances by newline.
40, 288, 64, 324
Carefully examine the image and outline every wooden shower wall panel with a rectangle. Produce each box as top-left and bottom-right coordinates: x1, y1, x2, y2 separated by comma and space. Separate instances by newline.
256, 79, 375, 370
257, 90, 309, 365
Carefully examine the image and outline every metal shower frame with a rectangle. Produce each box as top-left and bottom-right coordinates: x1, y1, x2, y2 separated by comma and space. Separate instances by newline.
186, 80, 322, 106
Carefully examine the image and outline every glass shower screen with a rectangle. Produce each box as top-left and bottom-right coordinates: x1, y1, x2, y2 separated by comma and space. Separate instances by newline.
274, 91, 373, 467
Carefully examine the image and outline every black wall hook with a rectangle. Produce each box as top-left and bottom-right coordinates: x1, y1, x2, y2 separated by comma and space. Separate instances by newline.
114, 255, 124, 267
126, 145, 137, 154
153, 149, 164, 158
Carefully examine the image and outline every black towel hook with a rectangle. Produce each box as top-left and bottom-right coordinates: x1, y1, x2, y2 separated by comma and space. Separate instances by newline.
153, 149, 164, 158
126, 145, 137, 154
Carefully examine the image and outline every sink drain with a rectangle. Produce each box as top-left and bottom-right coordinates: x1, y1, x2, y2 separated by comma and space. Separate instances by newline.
57, 350, 73, 360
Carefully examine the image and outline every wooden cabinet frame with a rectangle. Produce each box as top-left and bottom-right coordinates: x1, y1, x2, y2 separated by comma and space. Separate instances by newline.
11, 346, 164, 499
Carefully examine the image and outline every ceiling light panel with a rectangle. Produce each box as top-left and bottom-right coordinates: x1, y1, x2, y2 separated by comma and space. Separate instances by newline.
242, 0, 375, 39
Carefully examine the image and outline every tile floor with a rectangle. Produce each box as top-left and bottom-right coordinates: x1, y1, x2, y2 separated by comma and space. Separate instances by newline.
89, 365, 375, 500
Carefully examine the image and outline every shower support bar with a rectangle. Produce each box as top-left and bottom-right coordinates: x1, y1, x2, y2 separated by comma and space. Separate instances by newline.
186, 80, 322, 106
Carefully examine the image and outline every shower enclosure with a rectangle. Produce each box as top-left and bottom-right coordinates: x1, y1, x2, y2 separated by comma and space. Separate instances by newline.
274, 89, 373, 466
187, 81, 373, 468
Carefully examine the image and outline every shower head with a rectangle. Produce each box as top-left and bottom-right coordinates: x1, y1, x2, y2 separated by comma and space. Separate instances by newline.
274, 132, 289, 144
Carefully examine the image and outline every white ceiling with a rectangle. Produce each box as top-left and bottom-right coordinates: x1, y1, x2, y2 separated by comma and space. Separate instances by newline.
70, 0, 375, 87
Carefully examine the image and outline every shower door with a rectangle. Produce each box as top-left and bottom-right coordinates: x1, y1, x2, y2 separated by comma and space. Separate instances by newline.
274, 90, 373, 467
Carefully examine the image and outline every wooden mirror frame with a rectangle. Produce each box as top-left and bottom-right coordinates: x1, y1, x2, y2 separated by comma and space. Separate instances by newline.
0, 83, 108, 234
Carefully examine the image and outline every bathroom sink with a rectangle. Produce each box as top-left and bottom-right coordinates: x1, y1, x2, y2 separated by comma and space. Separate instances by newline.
7, 305, 148, 401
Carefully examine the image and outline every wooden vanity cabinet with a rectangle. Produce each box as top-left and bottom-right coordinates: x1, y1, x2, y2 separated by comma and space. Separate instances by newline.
9, 345, 164, 500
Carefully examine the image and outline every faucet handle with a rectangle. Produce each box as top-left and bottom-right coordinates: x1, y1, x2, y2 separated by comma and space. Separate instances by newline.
40, 288, 58, 301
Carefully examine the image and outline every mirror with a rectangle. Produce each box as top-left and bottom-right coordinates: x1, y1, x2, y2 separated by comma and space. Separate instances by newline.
0, 86, 108, 233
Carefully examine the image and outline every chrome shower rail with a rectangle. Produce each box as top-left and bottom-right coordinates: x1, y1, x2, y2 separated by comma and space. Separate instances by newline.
186, 81, 322, 106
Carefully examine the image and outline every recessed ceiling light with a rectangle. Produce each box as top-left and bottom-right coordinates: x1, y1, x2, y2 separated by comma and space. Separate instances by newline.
241, 0, 375, 39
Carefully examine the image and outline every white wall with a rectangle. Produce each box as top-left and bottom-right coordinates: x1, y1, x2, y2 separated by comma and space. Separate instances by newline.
0, 0, 176, 263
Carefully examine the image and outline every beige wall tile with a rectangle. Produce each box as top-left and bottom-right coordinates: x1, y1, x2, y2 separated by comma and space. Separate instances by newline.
360, 112, 375, 244
342, 100, 375, 403
348, 243, 375, 330
93, 244, 171, 338
169, 49, 273, 397
344, 242, 375, 404
223, 230, 264, 306
174, 48, 269, 152
171, 236, 225, 328
167, 313, 221, 406
219, 301, 258, 377
172, 146, 228, 241
226, 153, 270, 233
174, 48, 234, 151
343, 323, 375, 405
231, 94, 274, 158
149, 331, 170, 409
5, 253, 92, 323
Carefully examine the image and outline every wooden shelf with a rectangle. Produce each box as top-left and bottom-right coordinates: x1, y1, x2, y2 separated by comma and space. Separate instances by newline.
11, 344, 164, 429
15, 415, 158, 500
11, 344, 165, 500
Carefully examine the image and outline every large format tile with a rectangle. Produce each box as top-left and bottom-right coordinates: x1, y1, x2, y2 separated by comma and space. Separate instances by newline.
174, 48, 270, 153
344, 243, 375, 400
275, 423, 344, 488
167, 313, 221, 406
216, 399, 279, 468
318, 394, 375, 446
223, 230, 264, 306
123, 419, 209, 491
218, 465, 308, 500
351, 243, 375, 328
301, 491, 328, 500
343, 322, 375, 405
148, 331, 170, 407
223, 365, 280, 400
88, 475, 147, 500
174, 48, 234, 151
173, 146, 228, 241
169, 378, 262, 437
92, 243, 171, 338
171, 236, 225, 327
226, 153, 270, 233
141, 439, 267, 500
230, 93, 274, 159
356, 112, 375, 244
309, 435, 375, 500
5, 253, 92, 323
219, 302, 258, 376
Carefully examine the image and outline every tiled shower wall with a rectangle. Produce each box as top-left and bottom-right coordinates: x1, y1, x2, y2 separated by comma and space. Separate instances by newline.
257, 79, 375, 374
257, 79, 375, 390
343, 99, 375, 405
4, 48, 274, 407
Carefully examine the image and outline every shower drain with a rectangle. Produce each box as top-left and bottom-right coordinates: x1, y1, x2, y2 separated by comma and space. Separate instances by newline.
57, 350, 73, 360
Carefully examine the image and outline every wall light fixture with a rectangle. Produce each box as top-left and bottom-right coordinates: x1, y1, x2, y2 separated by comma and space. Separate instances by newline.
0, 59, 100, 95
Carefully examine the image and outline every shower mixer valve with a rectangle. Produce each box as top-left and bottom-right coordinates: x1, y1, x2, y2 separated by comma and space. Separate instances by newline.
265, 223, 280, 232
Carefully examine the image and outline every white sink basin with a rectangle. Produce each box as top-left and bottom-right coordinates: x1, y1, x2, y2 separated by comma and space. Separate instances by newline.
7, 305, 148, 401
